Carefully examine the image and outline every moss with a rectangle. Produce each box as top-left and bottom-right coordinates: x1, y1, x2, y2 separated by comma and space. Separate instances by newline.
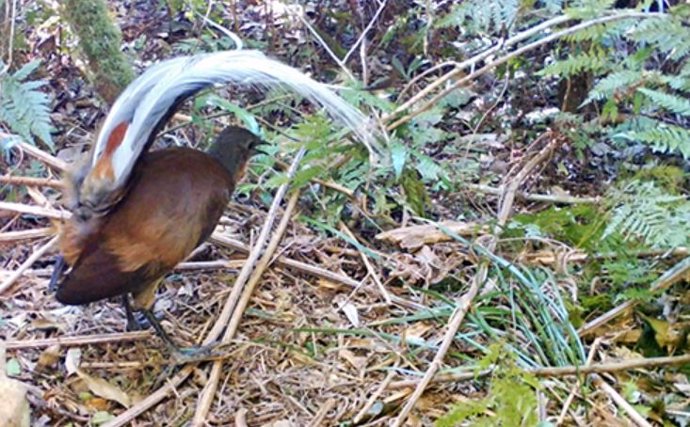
62, 0, 134, 103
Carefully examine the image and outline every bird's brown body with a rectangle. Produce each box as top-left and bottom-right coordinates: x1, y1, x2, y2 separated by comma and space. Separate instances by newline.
49, 50, 375, 355
54, 128, 261, 319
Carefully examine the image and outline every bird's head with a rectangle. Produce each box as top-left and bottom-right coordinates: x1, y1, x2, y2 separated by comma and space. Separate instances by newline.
207, 126, 266, 185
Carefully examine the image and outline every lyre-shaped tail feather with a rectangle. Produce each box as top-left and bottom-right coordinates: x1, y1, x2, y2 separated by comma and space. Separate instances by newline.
80, 50, 382, 213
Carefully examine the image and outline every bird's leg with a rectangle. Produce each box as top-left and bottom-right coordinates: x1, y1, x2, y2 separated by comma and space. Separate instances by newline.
48, 256, 66, 292
138, 309, 231, 364
122, 295, 150, 331
133, 281, 228, 362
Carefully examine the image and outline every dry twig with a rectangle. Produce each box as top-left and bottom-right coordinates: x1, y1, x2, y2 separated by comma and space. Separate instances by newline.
192, 189, 302, 425
0, 175, 63, 188
0, 236, 58, 294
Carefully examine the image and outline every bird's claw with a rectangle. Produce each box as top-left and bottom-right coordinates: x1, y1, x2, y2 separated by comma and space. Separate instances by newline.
170, 343, 233, 364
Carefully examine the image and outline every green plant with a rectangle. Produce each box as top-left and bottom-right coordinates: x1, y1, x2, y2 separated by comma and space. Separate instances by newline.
0, 59, 53, 150
603, 180, 690, 249
436, 343, 541, 427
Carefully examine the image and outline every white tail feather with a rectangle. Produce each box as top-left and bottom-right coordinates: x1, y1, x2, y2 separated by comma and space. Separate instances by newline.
91, 50, 381, 194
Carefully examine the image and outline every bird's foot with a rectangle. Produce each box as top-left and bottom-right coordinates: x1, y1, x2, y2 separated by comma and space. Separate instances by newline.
169, 342, 233, 364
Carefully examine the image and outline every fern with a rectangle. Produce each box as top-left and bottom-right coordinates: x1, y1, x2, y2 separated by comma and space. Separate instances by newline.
585, 70, 645, 102
436, 344, 540, 427
603, 181, 690, 249
437, 0, 520, 33
0, 60, 54, 149
540, 51, 608, 77
637, 87, 690, 117
630, 15, 690, 60
616, 122, 690, 159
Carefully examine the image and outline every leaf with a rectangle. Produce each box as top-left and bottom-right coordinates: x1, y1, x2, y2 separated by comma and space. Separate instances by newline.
0, 376, 30, 427
340, 302, 360, 327
0, 348, 30, 427
390, 142, 408, 180
76, 369, 131, 408
91, 411, 116, 425
196, 94, 261, 135
401, 169, 429, 216
65, 348, 81, 376
5, 358, 21, 376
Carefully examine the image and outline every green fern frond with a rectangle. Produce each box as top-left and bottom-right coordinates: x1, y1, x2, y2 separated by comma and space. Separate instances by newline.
0, 59, 54, 149
540, 52, 608, 77
661, 74, 690, 93
630, 16, 690, 60
638, 87, 690, 116
616, 123, 690, 159
586, 70, 644, 102
604, 181, 690, 248
564, 0, 616, 20
437, 0, 519, 33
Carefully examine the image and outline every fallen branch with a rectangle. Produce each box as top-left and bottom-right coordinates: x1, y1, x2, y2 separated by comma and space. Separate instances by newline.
385, 12, 660, 130
388, 353, 690, 388
0, 227, 53, 242
5, 331, 152, 350
375, 220, 489, 251
191, 172, 303, 425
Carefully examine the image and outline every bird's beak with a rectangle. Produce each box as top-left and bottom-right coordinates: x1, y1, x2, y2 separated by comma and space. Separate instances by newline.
252, 140, 271, 155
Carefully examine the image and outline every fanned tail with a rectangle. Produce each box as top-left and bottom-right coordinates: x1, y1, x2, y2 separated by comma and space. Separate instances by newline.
79, 50, 381, 214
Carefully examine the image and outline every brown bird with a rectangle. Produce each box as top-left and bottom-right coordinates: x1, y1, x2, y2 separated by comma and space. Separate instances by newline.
52, 126, 262, 355
50, 50, 379, 356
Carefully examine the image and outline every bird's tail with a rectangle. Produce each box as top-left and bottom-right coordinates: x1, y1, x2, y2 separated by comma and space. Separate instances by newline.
79, 50, 382, 214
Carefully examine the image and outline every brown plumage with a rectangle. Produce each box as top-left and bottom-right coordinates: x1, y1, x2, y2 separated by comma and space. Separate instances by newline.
52, 126, 263, 352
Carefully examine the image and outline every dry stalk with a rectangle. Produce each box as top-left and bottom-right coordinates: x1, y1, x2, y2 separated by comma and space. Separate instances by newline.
556, 337, 603, 426
308, 398, 336, 427
5, 331, 152, 350
591, 375, 652, 427
0, 175, 63, 188
0, 201, 68, 219
191, 189, 301, 425
210, 232, 361, 288
340, 224, 392, 304
391, 135, 559, 426
466, 183, 600, 204
0, 227, 53, 242
343, 0, 387, 63
0, 235, 58, 294
353, 365, 398, 424
387, 353, 690, 389
15, 140, 67, 171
